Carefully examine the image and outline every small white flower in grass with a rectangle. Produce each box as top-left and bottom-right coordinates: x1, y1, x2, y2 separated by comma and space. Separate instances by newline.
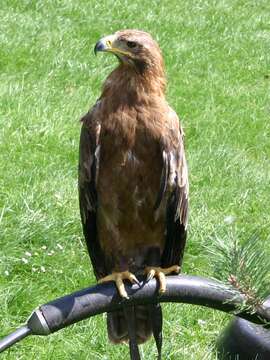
21, 257, 28, 264
56, 243, 64, 250
198, 319, 206, 326
32, 267, 37, 272
34, 252, 39, 256
224, 215, 236, 225
55, 193, 61, 200
47, 250, 55, 256
25, 251, 32, 257
4, 270, 9, 276
40, 266, 46, 272
41, 245, 47, 250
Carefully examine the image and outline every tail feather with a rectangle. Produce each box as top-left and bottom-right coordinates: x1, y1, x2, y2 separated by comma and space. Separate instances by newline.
107, 305, 153, 344
107, 309, 129, 344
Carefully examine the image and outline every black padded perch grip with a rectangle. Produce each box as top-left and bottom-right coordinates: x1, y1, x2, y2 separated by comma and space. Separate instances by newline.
1, 275, 270, 353
40, 275, 270, 332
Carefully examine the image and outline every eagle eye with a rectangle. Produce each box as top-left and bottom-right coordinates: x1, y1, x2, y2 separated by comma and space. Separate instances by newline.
126, 41, 137, 48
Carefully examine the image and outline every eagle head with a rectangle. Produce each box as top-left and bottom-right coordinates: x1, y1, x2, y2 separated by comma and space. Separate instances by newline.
94, 29, 164, 75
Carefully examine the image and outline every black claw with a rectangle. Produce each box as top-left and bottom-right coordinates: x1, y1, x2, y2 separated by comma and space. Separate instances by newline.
133, 278, 141, 286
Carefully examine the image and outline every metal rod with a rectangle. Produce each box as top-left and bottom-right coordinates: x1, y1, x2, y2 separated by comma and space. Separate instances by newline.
0, 326, 31, 353
1, 275, 270, 354
39, 275, 270, 332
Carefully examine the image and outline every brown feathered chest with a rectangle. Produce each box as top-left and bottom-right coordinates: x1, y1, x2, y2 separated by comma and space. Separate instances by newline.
95, 101, 167, 274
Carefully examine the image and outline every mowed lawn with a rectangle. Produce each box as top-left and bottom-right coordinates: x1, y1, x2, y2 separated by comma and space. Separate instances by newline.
0, 0, 269, 359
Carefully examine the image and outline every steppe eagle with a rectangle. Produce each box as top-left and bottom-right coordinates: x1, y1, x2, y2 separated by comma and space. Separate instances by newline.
79, 29, 188, 359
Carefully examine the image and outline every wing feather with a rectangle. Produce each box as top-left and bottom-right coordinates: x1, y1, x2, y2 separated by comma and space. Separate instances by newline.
159, 113, 189, 268
78, 106, 108, 279
153, 150, 170, 211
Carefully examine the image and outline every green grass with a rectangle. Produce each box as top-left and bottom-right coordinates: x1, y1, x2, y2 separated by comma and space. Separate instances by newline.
0, 0, 269, 358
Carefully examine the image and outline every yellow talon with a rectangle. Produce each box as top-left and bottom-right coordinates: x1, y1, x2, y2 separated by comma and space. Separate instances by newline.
98, 271, 140, 299
144, 265, 180, 293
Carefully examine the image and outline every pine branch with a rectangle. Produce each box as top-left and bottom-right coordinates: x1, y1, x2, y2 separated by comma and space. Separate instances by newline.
207, 229, 270, 313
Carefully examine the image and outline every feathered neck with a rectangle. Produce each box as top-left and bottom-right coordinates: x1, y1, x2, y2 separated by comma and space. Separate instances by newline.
100, 62, 166, 107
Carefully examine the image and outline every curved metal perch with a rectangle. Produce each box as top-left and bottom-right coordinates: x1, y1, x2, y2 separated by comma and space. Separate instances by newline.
1, 275, 270, 354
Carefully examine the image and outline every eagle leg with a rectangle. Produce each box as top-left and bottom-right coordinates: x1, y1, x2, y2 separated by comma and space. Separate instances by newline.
144, 265, 180, 293
98, 271, 140, 299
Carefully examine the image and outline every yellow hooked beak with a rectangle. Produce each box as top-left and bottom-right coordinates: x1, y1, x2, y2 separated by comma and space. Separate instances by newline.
94, 34, 131, 58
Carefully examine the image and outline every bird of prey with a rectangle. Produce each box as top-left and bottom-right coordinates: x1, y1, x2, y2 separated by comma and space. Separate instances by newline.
79, 29, 188, 359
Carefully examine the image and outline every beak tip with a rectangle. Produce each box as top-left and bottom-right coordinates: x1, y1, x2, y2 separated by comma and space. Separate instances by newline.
94, 40, 106, 56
